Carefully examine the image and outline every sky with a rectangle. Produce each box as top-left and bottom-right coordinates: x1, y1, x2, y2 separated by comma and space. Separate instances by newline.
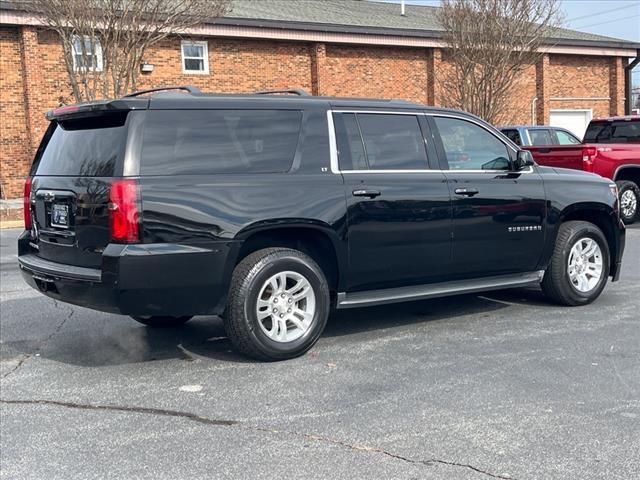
380, 0, 640, 84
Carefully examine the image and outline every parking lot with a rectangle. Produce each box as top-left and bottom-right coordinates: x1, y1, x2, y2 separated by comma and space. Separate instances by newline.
1, 226, 638, 480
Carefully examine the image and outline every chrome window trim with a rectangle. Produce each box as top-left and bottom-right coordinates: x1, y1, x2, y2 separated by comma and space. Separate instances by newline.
340, 167, 533, 174
326, 110, 340, 174
327, 109, 528, 174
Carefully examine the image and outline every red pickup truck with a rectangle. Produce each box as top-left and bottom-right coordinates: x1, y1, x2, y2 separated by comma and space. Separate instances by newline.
505, 117, 640, 224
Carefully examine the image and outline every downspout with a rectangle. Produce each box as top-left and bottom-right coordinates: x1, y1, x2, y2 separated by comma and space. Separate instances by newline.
624, 49, 640, 115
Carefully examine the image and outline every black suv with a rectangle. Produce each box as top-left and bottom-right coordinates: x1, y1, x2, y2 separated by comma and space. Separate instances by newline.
19, 86, 626, 360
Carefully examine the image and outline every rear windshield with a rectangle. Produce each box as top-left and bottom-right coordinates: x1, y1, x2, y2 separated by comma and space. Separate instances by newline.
140, 110, 302, 175
32, 113, 128, 176
583, 120, 640, 144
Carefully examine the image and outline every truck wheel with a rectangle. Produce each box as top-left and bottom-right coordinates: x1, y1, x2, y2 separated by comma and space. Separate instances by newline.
224, 248, 330, 361
616, 181, 639, 225
131, 316, 193, 327
541, 221, 610, 306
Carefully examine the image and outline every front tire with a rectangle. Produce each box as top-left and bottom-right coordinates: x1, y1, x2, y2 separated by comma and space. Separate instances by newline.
224, 248, 330, 361
131, 316, 193, 327
541, 221, 610, 306
616, 180, 639, 225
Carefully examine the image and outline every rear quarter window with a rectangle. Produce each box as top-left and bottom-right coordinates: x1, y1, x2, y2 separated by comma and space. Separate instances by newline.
32, 113, 128, 177
140, 110, 303, 175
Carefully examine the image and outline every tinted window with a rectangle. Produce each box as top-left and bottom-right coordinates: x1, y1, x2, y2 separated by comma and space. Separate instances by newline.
555, 130, 581, 145
528, 129, 554, 145
502, 129, 522, 146
434, 117, 511, 171
584, 120, 640, 144
334, 113, 367, 170
141, 110, 302, 175
33, 113, 128, 176
356, 114, 428, 170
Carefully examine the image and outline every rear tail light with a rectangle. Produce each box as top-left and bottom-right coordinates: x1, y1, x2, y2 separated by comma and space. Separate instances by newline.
23, 176, 32, 230
109, 179, 141, 243
582, 146, 597, 173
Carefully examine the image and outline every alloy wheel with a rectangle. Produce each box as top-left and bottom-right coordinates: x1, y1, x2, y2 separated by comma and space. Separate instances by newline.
567, 237, 603, 293
255, 271, 316, 343
620, 189, 637, 220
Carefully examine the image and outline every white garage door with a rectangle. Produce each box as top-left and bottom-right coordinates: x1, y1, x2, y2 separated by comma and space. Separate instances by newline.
549, 109, 592, 140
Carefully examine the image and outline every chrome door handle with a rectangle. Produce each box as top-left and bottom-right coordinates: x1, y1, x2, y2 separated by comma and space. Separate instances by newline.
352, 189, 381, 199
454, 187, 479, 197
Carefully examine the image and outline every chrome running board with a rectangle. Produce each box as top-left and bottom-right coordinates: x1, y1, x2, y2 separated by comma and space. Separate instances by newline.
336, 270, 544, 309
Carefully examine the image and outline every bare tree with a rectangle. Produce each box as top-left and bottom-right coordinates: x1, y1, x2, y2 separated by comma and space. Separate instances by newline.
435, 0, 564, 124
26, 0, 230, 102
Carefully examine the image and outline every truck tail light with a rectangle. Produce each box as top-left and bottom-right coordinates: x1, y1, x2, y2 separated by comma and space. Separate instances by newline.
23, 176, 32, 230
582, 147, 597, 173
109, 179, 141, 243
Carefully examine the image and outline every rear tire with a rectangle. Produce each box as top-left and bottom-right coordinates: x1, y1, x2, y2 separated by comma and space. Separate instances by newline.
224, 248, 330, 361
131, 316, 193, 327
616, 180, 639, 225
541, 221, 609, 306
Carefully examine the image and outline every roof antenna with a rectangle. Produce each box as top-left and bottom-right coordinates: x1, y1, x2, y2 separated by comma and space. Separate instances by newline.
401, 0, 406, 16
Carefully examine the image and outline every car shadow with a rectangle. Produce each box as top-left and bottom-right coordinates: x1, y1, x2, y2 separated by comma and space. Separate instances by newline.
2, 289, 535, 368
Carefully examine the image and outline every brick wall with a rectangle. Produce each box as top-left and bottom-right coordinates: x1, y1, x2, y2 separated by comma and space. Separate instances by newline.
547, 54, 612, 118
0, 24, 629, 198
322, 44, 429, 103
0, 27, 30, 199
138, 37, 314, 93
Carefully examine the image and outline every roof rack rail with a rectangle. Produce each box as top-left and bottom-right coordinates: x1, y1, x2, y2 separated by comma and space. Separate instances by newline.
124, 85, 201, 97
254, 89, 311, 96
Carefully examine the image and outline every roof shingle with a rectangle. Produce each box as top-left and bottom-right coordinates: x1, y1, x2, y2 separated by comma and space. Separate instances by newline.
2, 0, 639, 49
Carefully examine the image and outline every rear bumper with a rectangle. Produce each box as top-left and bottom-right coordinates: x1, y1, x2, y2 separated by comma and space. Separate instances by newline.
18, 232, 238, 316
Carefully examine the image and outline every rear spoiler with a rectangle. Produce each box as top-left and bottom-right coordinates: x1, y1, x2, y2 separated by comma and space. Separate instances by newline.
46, 85, 200, 121
45, 98, 148, 121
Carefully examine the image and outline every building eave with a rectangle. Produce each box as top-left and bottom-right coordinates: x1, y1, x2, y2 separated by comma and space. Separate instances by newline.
215, 17, 640, 51
2, 7, 638, 58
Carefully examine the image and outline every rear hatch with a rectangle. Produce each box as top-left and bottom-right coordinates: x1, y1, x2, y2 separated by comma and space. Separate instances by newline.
28, 106, 138, 268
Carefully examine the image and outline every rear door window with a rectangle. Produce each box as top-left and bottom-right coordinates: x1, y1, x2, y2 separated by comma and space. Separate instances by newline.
355, 114, 429, 170
140, 110, 302, 175
501, 129, 522, 146
333, 113, 368, 171
33, 113, 128, 176
527, 129, 554, 145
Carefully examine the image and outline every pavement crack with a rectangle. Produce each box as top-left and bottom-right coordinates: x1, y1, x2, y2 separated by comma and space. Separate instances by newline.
0, 398, 514, 479
1, 355, 32, 379
46, 300, 74, 344
251, 428, 515, 480
1, 303, 72, 381
422, 458, 514, 479
0, 399, 237, 426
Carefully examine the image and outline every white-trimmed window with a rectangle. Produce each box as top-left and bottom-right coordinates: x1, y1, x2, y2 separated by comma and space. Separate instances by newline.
181, 41, 209, 74
72, 36, 103, 71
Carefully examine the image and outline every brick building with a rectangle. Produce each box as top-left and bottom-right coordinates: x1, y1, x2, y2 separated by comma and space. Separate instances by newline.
1, 0, 639, 199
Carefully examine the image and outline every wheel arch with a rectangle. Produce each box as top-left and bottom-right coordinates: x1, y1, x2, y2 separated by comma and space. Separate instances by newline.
229, 220, 346, 294
614, 165, 640, 186
558, 203, 622, 278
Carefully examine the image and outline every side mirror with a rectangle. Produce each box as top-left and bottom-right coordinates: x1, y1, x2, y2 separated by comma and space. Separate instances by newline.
514, 150, 535, 171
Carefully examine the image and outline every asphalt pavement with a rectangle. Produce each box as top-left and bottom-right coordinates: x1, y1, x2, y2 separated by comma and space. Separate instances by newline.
1, 226, 639, 480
